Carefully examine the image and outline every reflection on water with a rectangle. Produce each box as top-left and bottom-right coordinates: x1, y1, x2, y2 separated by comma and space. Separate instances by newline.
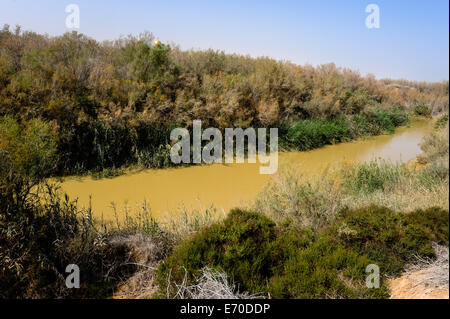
58, 120, 433, 220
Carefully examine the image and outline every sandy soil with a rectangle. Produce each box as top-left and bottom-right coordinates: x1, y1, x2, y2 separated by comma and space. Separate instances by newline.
389, 269, 449, 299
389, 244, 449, 299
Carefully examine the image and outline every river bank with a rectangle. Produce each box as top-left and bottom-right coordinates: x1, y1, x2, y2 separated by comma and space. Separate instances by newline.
56, 119, 433, 222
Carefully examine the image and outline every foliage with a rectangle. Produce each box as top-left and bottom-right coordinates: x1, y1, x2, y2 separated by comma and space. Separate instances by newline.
0, 116, 58, 212
282, 107, 409, 151
157, 206, 448, 299
341, 160, 408, 194
331, 206, 449, 275
157, 209, 277, 296
414, 104, 432, 117
1, 25, 448, 299
417, 124, 449, 165
0, 116, 157, 298
0, 26, 445, 174
0, 186, 136, 298
434, 113, 449, 129
268, 233, 388, 299
284, 117, 350, 150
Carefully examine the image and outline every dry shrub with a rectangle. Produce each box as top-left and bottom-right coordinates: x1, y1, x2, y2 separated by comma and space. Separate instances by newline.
161, 205, 226, 242
106, 204, 224, 298
171, 267, 263, 299
417, 123, 449, 164
409, 244, 449, 288
110, 233, 167, 299
398, 243, 449, 293
254, 165, 343, 229
257, 98, 279, 126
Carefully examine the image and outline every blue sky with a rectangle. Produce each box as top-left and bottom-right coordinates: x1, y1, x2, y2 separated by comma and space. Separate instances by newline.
1, 0, 448, 82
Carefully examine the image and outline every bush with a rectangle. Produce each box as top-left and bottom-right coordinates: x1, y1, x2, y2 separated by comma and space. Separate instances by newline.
156, 209, 277, 297
157, 209, 380, 299
269, 234, 389, 299
342, 160, 407, 194
0, 116, 58, 182
414, 104, 432, 117
331, 206, 449, 275
57, 117, 175, 174
0, 116, 141, 298
388, 106, 410, 127
356, 106, 409, 135
403, 207, 449, 246
157, 205, 448, 298
434, 114, 449, 129
283, 107, 409, 152
0, 184, 140, 298
285, 118, 350, 151
417, 125, 449, 165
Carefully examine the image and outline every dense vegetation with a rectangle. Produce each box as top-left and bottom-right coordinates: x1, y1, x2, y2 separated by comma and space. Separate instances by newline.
1, 26, 447, 175
1, 25, 448, 299
156, 205, 448, 299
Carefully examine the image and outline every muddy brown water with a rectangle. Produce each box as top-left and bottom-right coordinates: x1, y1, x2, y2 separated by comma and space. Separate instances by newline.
57, 120, 433, 221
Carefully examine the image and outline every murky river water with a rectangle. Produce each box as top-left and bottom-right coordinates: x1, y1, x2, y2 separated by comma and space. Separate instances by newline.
57, 120, 432, 221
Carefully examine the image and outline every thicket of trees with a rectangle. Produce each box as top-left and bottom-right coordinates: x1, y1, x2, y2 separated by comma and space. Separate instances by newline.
1, 25, 448, 174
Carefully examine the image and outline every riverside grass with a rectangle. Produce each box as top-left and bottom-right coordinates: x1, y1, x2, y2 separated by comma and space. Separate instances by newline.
256, 122, 449, 224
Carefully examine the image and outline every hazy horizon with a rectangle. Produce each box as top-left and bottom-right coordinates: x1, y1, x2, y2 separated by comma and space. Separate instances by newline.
1, 0, 449, 82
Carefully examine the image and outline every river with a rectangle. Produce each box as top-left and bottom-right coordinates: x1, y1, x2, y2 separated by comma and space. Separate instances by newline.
57, 119, 433, 221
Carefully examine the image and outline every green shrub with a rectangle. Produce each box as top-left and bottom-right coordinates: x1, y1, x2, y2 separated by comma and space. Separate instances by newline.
156, 209, 383, 299
137, 144, 172, 168
57, 118, 175, 174
0, 116, 58, 182
357, 106, 409, 135
157, 205, 448, 298
434, 114, 449, 129
349, 113, 373, 137
286, 118, 350, 151
374, 108, 396, 133
269, 235, 389, 299
403, 207, 449, 246
342, 160, 407, 194
284, 107, 408, 152
156, 209, 277, 297
388, 106, 410, 127
0, 185, 138, 298
331, 206, 449, 275
0, 116, 141, 298
414, 104, 432, 117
